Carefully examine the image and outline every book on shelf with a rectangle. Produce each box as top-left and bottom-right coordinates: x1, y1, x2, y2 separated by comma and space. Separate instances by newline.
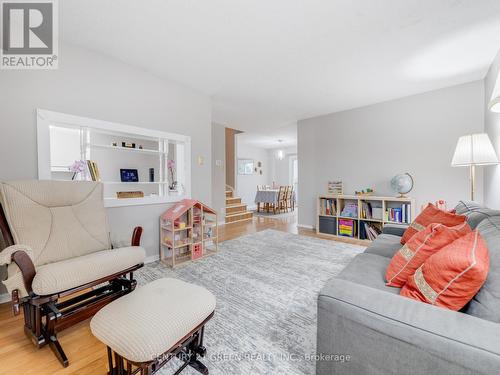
86, 160, 101, 181
362, 222, 382, 241
320, 198, 336, 216
385, 204, 412, 223
340, 203, 358, 218
339, 218, 356, 237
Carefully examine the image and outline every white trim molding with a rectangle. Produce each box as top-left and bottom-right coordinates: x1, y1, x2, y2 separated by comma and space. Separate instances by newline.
0, 292, 10, 305
145, 254, 160, 264
297, 224, 314, 230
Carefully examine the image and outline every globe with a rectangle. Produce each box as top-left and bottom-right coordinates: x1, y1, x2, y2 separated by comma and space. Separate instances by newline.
390, 173, 414, 197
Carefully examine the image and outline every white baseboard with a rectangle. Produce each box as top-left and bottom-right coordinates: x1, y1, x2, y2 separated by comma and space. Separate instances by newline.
0, 292, 10, 304
145, 254, 160, 264
297, 224, 314, 230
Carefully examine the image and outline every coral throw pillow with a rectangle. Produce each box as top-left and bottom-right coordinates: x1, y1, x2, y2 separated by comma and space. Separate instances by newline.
400, 231, 489, 311
386, 222, 471, 287
401, 203, 467, 244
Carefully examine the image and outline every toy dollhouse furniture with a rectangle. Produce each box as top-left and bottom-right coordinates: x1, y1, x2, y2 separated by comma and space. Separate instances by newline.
91, 278, 216, 375
0, 180, 145, 367
160, 199, 218, 267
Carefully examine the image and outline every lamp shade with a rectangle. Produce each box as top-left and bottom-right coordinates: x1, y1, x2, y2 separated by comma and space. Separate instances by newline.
489, 71, 500, 112
451, 133, 499, 166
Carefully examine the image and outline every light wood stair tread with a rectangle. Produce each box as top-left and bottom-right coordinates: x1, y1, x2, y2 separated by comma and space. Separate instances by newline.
225, 211, 253, 218
225, 217, 253, 224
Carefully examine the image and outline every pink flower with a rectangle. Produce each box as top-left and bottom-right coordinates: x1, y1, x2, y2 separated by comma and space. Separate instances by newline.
69, 160, 86, 173
167, 159, 175, 169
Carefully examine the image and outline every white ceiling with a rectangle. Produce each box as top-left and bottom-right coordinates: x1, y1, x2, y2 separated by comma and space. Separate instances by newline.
62, 0, 500, 132
236, 123, 298, 149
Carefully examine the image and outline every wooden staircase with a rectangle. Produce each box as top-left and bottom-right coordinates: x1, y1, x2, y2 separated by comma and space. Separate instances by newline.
225, 189, 253, 224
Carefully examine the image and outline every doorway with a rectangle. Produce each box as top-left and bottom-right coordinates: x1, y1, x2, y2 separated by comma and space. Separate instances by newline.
290, 155, 298, 203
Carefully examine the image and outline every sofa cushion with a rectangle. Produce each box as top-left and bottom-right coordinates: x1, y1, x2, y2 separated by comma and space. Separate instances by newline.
454, 200, 484, 215
454, 201, 500, 229
401, 203, 467, 244
317, 277, 500, 375
386, 222, 471, 287
337, 253, 400, 294
465, 216, 500, 321
465, 209, 500, 230
381, 224, 408, 237
29, 246, 146, 296
364, 233, 402, 258
401, 231, 489, 311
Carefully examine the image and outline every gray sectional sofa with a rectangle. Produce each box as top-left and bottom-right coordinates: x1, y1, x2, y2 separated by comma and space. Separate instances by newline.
317, 201, 500, 375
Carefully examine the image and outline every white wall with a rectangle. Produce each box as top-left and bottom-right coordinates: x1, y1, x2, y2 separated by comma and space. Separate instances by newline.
212, 123, 226, 217
269, 146, 297, 187
0, 44, 212, 275
235, 141, 271, 209
484, 50, 500, 209
298, 81, 485, 228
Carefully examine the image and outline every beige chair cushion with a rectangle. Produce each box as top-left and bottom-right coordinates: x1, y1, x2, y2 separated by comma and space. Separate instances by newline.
90, 278, 216, 363
29, 246, 146, 296
0, 180, 111, 267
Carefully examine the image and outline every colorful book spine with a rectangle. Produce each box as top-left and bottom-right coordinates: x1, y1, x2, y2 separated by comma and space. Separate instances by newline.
339, 219, 356, 237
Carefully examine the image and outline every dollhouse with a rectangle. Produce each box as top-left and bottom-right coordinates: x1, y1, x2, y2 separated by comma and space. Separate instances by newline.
160, 199, 219, 267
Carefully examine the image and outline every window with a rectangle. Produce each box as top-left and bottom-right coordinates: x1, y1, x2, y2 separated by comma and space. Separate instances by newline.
37, 109, 191, 207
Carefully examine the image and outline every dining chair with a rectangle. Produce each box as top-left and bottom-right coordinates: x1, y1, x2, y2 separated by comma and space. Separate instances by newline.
276, 186, 287, 213
286, 186, 294, 212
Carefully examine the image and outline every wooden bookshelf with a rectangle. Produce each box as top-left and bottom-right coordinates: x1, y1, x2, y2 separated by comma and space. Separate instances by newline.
316, 194, 415, 243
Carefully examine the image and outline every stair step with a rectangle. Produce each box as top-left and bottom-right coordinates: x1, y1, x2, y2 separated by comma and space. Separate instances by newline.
226, 203, 246, 208
225, 191, 233, 198
226, 197, 241, 204
225, 211, 253, 224
226, 203, 247, 214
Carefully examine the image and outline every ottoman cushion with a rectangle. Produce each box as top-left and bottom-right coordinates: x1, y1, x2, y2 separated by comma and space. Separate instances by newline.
90, 278, 216, 363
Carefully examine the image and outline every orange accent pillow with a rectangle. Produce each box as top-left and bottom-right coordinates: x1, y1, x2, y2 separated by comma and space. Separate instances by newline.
401, 203, 467, 244
386, 222, 471, 287
400, 231, 489, 311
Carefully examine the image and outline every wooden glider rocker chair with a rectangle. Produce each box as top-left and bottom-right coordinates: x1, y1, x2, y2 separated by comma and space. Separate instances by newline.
0, 180, 146, 367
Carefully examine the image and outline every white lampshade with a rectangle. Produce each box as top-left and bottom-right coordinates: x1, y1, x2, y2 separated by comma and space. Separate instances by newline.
451, 133, 499, 166
489, 71, 500, 112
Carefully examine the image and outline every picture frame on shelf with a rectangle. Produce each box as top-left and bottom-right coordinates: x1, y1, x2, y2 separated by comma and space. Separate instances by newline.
328, 181, 343, 195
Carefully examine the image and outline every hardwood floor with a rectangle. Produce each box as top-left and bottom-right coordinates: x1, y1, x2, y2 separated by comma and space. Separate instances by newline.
0, 211, 365, 375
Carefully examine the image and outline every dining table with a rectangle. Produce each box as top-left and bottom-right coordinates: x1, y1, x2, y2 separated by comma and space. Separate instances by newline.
254, 189, 296, 213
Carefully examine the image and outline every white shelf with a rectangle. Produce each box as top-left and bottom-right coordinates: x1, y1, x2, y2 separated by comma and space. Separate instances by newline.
103, 181, 169, 185
104, 195, 185, 208
90, 143, 166, 155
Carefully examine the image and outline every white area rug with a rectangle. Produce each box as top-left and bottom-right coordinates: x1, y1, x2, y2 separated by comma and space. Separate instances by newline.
136, 229, 364, 375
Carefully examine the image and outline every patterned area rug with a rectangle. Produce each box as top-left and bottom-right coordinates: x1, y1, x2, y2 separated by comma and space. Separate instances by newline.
136, 229, 364, 375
